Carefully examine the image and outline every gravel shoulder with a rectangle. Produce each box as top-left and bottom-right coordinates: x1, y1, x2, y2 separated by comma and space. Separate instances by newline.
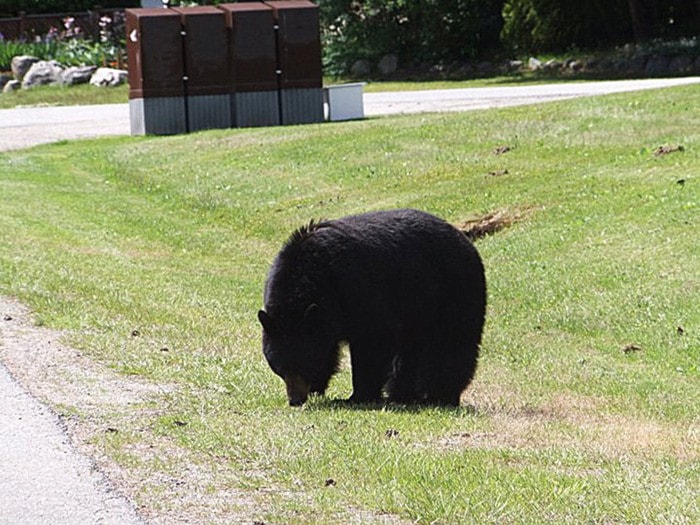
0, 297, 147, 524
0, 365, 144, 525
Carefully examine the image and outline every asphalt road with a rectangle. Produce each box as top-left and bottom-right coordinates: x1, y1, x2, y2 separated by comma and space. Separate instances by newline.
1, 77, 699, 152
1, 299, 145, 525
0, 76, 699, 524
0, 363, 144, 525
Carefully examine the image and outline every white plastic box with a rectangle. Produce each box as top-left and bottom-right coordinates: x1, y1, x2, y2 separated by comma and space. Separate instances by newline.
324, 83, 365, 121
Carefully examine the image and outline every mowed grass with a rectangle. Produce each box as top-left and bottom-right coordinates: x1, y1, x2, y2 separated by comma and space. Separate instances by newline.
0, 82, 128, 109
0, 86, 698, 523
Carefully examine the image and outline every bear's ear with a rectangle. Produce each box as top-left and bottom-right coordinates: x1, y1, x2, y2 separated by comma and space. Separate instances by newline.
258, 310, 276, 334
303, 303, 326, 328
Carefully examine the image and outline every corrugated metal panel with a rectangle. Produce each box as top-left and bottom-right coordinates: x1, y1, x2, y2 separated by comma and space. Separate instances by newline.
129, 98, 146, 135
280, 88, 323, 125
129, 97, 187, 135
233, 91, 280, 128
187, 95, 231, 132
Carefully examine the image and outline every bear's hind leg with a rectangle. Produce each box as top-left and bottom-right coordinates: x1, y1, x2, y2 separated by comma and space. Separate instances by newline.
385, 353, 420, 404
420, 343, 477, 407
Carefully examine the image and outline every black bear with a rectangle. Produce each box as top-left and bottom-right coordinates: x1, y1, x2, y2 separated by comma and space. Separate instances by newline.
258, 209, 486, 407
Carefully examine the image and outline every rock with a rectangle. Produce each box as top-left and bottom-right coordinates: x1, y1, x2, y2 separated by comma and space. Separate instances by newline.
668, 55, 693, 74
3, 79, 21, 93
597, 57, 614, 71
528, 57, 543, 71
453, 62, 476, 78
444, 61, 463, 76
476, 61, 495, 75
507, 60, 523, 71
613, 57, 631, 72
89, 67, 128, 87
0, 72, 12, 90
11, 55, 40, 81
620, 43, 635, 56
61, 65, 97, 86
377, 54, 398, 76
349, 59, 371, 77
21, 60, 64, 88
568, 60, 583, 72
583, 58, 600, 70
645, 54, 670, 76
544, 59, 562, 71
628, 55, 647, 73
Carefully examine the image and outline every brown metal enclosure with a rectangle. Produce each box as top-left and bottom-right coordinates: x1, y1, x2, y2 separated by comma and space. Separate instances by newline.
265, 0, 321, 90
219, 3, 277, 93
126, 8, 184, 99
172, 6, 229, 97
173, 6, 231, 131
219, 2, 279, 127
126, 2, 328, 134
265, 0, 323, 124
126, 8, 186, 135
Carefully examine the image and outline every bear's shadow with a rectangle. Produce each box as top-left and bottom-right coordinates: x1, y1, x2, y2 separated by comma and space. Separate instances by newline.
307, 396, 479, 415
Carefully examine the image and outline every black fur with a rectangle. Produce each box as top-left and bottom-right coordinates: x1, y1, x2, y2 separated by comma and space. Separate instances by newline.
258, 209, 487, 406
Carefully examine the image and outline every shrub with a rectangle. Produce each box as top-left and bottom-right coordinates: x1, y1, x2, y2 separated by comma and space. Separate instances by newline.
501, 0, 634, 54
0, 40, 59, 70
0, 14, 125, 70
318, 0, 504, 76
501, 0, 700, 54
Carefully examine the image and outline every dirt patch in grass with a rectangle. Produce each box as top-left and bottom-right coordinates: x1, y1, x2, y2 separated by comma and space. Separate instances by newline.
493, 145, 512, 155
457, 208, 532, 240
0, 301, 168, 415
653, 144, 684, 157
453, 377, 699, 463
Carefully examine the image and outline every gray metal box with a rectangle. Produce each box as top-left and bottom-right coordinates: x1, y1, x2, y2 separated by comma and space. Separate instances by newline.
187, 94, 231, 132
130, 97, 187, 135
280, 88, 323, 125
233, 91, 280, 128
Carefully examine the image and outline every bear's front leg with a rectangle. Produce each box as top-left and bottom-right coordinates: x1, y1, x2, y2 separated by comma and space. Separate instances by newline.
347, 338, 392, 403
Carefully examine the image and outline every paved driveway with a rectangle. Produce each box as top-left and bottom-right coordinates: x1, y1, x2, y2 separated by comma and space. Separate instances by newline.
1, 77, 699, 152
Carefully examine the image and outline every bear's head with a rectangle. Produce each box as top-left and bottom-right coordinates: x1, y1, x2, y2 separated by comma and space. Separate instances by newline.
258, 304, 339, 406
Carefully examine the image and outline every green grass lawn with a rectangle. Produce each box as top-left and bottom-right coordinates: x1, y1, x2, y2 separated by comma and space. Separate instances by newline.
0, 82, 129, 109
1, 86, 698, 523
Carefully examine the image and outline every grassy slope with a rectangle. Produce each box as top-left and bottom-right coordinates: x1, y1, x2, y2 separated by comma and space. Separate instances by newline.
0, 86, 698, 523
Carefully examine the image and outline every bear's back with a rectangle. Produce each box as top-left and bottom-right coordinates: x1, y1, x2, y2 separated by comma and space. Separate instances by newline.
266, 209, 485, 334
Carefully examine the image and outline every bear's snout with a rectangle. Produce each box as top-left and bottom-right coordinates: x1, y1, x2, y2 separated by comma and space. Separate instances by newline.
285, 373, 310, 406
